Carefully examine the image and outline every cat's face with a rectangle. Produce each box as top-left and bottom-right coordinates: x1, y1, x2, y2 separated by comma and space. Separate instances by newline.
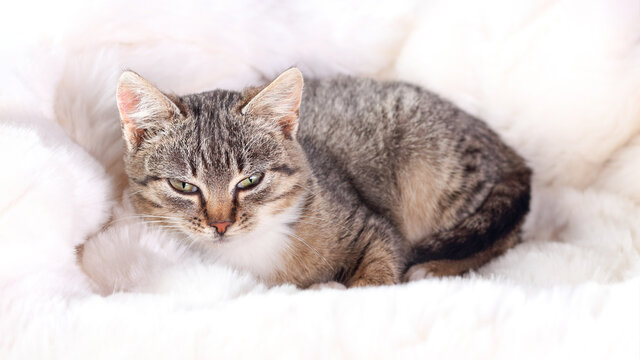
117, 69, 309, 245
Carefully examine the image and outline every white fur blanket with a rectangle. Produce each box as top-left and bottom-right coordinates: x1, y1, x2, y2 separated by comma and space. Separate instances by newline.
1, 0, 638, 358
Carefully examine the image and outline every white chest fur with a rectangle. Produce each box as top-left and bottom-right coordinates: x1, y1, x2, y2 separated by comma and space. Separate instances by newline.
207, 199, 302, 280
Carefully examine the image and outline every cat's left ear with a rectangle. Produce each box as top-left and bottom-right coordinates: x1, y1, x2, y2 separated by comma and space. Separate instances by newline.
241, 68, 303, 139
116, 71, 182, 150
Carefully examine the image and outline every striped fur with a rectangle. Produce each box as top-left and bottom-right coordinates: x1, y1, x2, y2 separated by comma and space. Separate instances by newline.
117, 68, 531, 288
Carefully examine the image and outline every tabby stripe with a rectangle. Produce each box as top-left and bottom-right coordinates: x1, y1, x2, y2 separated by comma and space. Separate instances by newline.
351, 240, 371, 278
267, 185, 304, 203
223, 150, 231, 167
200, 152, 209, 170
188, 156, 198, 177
243, 186, 273, 204
270, 164, 298, 176
132, 175, 161, 186
165, 195, 196, 209
300, 180, 316, 214
197, 191, 207, 211
231, 189, 239, 221
236, 152, 245, 173
134, 193, 162, 208
348, 213, 368, 248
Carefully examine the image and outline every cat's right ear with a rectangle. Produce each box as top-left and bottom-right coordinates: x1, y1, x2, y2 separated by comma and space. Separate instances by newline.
241, 68, 304, 139
116, 71, 181, 149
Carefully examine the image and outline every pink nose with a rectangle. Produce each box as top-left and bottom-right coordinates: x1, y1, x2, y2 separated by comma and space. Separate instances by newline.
210, 221, 233, 234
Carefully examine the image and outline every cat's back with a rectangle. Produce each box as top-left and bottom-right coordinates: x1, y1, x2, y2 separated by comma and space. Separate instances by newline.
297, 75, 527, 240
297, 76, 419, 214
298, 75, 473, 165
299, 75, 433, 144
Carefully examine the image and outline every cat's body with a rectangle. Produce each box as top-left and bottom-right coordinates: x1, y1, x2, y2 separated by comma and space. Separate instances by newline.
116, 69, 531, 288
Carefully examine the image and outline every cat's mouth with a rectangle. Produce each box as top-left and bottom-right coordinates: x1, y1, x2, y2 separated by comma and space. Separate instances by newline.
205, 228, 243, 245
211, 233, 232, 243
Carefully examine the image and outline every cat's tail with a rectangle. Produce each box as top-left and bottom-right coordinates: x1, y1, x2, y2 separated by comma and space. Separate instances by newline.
406, 165, 532, 271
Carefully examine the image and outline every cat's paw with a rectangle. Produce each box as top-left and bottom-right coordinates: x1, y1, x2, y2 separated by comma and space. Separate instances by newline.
404, 264, 434, 282
403, 261, 461, 282
308, 281, 347, 290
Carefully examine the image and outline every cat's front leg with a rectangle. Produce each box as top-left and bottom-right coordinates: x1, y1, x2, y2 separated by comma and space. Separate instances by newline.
345, 217, 404, 288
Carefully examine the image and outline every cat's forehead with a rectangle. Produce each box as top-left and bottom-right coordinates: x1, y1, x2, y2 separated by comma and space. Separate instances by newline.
150, 90, 282, 177
176, 89, 281, 146
177, 90, 251, 144
180, 90, 242, 120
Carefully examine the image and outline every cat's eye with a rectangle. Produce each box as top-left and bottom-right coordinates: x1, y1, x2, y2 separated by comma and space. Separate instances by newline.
168, 179, 199, 193
237, 173, 263, 190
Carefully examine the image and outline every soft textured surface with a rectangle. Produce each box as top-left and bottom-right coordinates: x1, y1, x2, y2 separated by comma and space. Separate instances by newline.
1, 0, 638, 358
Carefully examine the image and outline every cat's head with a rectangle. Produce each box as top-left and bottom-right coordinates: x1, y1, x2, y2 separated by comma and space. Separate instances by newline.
116, 68, 310, 245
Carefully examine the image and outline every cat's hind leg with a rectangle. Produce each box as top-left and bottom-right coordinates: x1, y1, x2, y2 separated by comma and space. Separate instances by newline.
404, 166, 531, 282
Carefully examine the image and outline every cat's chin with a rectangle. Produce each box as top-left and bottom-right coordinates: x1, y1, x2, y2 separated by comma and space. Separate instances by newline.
205, 234, 243, 246
186, 198, 305, 279
179, 230, 260, 250
180, 233, 235, 248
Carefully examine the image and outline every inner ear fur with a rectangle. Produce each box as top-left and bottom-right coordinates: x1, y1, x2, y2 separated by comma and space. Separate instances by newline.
116, 70, 182, 148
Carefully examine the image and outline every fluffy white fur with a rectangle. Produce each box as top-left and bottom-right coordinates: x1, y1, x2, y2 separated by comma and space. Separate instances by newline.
1, 0, 638, 358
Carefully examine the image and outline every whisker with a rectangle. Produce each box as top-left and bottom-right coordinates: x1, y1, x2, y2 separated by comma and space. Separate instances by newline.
109, 214, 185, 224
158, 226, 188, 232
138, 219, 182, 223
183, 233, 200, 253
126, 189, 145, 197
268, 203, 354, 235
287, 232, 334, 271
128, 214, 184, 220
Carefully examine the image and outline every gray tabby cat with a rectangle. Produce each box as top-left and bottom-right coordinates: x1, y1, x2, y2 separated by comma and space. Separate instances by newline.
116, 68, 531, 288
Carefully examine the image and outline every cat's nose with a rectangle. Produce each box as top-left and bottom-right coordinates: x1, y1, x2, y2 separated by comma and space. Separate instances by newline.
210, 220, 233, 235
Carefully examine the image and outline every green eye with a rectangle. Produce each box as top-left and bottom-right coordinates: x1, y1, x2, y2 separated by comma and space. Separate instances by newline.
168, 179, 199, 193
237, 173, 263, 190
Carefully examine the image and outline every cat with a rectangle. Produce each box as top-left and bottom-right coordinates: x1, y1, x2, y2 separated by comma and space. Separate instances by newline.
115, 68, 531, 288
